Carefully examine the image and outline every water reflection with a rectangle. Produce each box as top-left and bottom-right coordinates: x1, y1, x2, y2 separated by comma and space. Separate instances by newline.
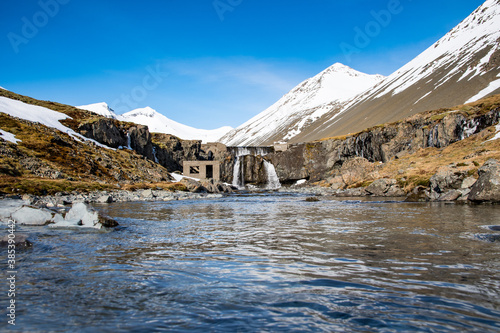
3, 194, 500, 332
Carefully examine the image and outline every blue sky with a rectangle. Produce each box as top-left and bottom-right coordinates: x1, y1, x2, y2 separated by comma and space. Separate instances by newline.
0, 0, 485, 129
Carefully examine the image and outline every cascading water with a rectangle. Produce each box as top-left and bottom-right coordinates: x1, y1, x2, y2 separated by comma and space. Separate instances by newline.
232, 155, 244, 189
263, 160, 281, 190
152, 146, 159, 163
127, 132, 132, 150
231, 147, 281, 190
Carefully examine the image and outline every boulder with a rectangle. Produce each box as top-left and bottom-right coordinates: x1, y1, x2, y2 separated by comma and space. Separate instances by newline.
0, 233, 32, 249
336, 187, 368, 197
200, 179, 233, 194
405, 186, 430, 202
430, 168, 466, 194
468, 159, 500, 203
438, 190, 462, 201
0, 199, 26, 221
141, 189, 154, 199
340, 157, 375, 186
51, 202, 118, 229
366, 179, 405, 197
461, 176, 477, 189
180, 178, 205, 193
97, 195, 113, 203
12, 206, 53, 226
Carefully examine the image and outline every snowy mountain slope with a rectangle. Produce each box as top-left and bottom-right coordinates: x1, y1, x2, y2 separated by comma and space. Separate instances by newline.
119, 107, 233, 143
297, 0, 500, 143
78, 103, 233, 143
77, 102, 118, 119
0, 96, 113, 149
219, 63, 384, 146
222, 0, 500, 146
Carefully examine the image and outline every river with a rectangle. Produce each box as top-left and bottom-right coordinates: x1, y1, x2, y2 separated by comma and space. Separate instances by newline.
2, 193, 500, 332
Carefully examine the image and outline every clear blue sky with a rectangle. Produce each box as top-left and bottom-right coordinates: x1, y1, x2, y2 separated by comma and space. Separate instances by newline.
0, 0, 485, 129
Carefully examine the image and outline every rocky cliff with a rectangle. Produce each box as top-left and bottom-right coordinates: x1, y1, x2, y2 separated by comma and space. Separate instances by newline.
269, 96, 500, 189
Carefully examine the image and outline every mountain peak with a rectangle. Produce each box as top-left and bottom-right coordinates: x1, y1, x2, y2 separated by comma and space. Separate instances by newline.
125, 106, 158, 118
77, 102, 117, 119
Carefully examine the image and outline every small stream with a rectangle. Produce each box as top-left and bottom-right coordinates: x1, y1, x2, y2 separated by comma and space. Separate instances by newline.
2, 193, 500, 332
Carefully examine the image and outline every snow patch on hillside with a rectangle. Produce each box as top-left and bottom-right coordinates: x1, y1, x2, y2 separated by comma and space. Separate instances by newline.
466, 78, 500, 103
0, 97, 113, 149
0, 129, 21, 144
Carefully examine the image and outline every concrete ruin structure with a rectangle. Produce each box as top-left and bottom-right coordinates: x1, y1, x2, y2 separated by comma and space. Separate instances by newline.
183, 161, 221, 180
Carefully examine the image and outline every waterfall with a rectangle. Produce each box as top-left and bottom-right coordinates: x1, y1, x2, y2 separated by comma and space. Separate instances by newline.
126, 133, 132, 150
232, 156, 244, 189
264, 160, 281, 190
231, 147, 281, 190
152, 146, 159, 163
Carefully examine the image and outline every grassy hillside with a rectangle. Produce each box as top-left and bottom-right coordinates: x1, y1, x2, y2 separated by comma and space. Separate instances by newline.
0, 90, 176, 195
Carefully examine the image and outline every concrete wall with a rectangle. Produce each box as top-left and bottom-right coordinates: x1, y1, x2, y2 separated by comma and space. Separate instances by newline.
183, 161, 221, 180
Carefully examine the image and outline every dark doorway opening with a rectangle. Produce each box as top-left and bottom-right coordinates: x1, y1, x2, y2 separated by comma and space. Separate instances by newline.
206, 165, 213, 179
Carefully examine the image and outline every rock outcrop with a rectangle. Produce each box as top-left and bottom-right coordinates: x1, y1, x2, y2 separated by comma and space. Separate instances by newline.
366, 179, 405, 197
269, 107, 500, 184
78, 118, 127, 148
152, 133, 201, 172
468, 159, 500, 203
180, 178, 233, 194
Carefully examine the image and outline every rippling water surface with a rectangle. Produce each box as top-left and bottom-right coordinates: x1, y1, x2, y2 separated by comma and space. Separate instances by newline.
3, 193, 500, 332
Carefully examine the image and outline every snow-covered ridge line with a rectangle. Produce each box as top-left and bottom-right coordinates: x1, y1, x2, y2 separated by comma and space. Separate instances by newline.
78, 103, 233, 143
0, 97, 114, 150
220, 63, 385, 146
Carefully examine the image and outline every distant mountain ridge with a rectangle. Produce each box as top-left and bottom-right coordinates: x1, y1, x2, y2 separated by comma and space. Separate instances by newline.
77, 103, 233, 143
219, 63, 385, 146
221, 0, 500, 146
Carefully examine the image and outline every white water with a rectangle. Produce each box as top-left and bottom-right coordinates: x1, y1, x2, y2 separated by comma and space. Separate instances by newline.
232, 147, 281, 190
232, 157, 244, 189
126, 133, 132, 150
264, 160, 281, 190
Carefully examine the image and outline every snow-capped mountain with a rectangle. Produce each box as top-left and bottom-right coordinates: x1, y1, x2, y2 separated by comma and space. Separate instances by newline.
222, 0, 500, 146
220, 63, 385, 146
78, 102, 118, 119
120, 107, 233, 143
78, 103, 233, 143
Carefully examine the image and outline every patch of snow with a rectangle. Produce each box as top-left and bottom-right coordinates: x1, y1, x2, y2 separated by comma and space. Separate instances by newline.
465, 78, 500, 103
0, 129, 21, 144
170, 173, 200, 182
77, 102, 118, 119
414, 91, 433, 105
294, 179, 307, 186
486, 124, 500, 142
119, 106, 233, 143
0, 96, 114, 150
